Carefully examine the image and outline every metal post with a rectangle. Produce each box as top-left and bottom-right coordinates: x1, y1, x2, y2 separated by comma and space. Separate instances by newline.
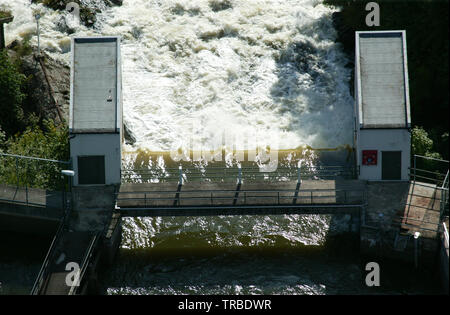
15, 156, 19, 187
414, 232, 420, 269
297, 160, 302, 184
178, 165, 183, 185
238, 166, 242, 185
25, 159, 28, 205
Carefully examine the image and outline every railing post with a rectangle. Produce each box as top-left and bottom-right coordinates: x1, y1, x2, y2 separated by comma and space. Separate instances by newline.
238, 166, 242, 185
15, 156, 19, 187
179, 165, 183, 185
413, 155, 416, 181
25, 159, 28, 206
297, 160, 302, 184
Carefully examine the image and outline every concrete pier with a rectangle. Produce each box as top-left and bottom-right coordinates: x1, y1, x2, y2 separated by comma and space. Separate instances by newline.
360, 181, 443, 267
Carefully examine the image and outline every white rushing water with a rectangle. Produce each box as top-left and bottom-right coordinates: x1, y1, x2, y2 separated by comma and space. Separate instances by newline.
1, 0, 354, 153
1, 0, 354, 252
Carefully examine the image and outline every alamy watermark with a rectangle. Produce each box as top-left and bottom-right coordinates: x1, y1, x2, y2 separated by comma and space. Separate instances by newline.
365, 262, 380, 287
169, 125, 279, 172
65, 2, 80, 29
366, 2, 380, 27
65, 262, 81, 288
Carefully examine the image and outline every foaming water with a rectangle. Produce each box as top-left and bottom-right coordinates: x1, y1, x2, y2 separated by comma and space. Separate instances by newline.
121, 215, 332, 250
2, 0, 353, 152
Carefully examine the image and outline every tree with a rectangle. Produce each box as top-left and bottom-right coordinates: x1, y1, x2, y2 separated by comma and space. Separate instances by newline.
411, 126, 441, 159
0, 50, 27, 136
0, 118, 69, 190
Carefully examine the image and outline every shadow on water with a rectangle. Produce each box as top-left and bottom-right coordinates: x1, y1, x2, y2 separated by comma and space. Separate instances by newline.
98, 227, 365, 295
99, 209, 442, 295
0, 231, 52, 295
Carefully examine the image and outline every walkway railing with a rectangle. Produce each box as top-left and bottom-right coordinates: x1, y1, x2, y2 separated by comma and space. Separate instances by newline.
68, 232, 101, 295
116, 188, 366, 209
122, 165, 357, 184
31, 195, 72, 295
0, 152, 70, 208
410, 154, 449, 187
409, 154, 449, 220
442, 221, 449, 257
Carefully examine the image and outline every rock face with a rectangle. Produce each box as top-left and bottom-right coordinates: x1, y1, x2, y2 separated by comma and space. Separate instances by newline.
20, 51, 70, 124
6, 41, 70, 125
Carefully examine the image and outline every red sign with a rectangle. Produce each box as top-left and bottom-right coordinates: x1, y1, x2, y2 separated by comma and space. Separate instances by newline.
362, 150, 377, 165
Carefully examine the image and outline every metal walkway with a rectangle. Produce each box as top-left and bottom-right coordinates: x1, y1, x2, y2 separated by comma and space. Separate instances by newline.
31, 206, 102, 295
117, 179, 367, 217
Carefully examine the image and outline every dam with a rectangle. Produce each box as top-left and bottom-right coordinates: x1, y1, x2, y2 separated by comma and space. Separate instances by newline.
0, 32, 448, 295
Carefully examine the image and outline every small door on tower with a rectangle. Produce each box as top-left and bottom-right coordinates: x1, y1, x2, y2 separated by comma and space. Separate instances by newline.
382, 151, 401, 180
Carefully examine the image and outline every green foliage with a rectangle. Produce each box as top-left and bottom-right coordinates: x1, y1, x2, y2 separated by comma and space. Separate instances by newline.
12, 38, 33, 58
0, 50, 27, 136
412, 126, 434, 156
411, 126, 445, 176
0, 119, 69, 190
0, 126, 5, 152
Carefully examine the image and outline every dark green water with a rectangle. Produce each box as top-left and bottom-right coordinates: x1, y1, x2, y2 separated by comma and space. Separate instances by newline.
0, 214, 442, 295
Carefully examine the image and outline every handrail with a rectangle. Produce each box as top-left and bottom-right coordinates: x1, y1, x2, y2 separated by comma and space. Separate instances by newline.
442, 170, 449, 189
117, 188, 366, 195
31, 211, 68, 294
116, 188, 366, 207
121, 165, 357, 183
413, 154, 449, 163
68, 233, 100, 295
0, 152, 70, 164
123, 165, 352, 169
31, 191, 71, 295
443, 221, 449, 244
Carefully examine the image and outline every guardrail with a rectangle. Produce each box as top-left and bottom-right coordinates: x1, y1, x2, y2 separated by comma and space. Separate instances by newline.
121, 165, 357, 183
30, 199, 71, 295
68, 233, 101, 295
410, 155, 449, 187
0, 153, 70, 189
443, 221, 449, 257
0, 153, 71, 209
116, 188, 366, 208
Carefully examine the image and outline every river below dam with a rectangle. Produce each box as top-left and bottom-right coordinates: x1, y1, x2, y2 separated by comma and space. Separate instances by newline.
0, 221, 442, 295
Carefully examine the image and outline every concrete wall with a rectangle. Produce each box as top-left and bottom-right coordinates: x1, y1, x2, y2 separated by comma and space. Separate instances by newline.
357, 128, 411, 181
70, 133, 121, 186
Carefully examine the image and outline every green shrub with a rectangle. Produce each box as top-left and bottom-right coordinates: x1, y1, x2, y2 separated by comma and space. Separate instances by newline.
0, 50, 27, 136
0, 119, 69, 190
